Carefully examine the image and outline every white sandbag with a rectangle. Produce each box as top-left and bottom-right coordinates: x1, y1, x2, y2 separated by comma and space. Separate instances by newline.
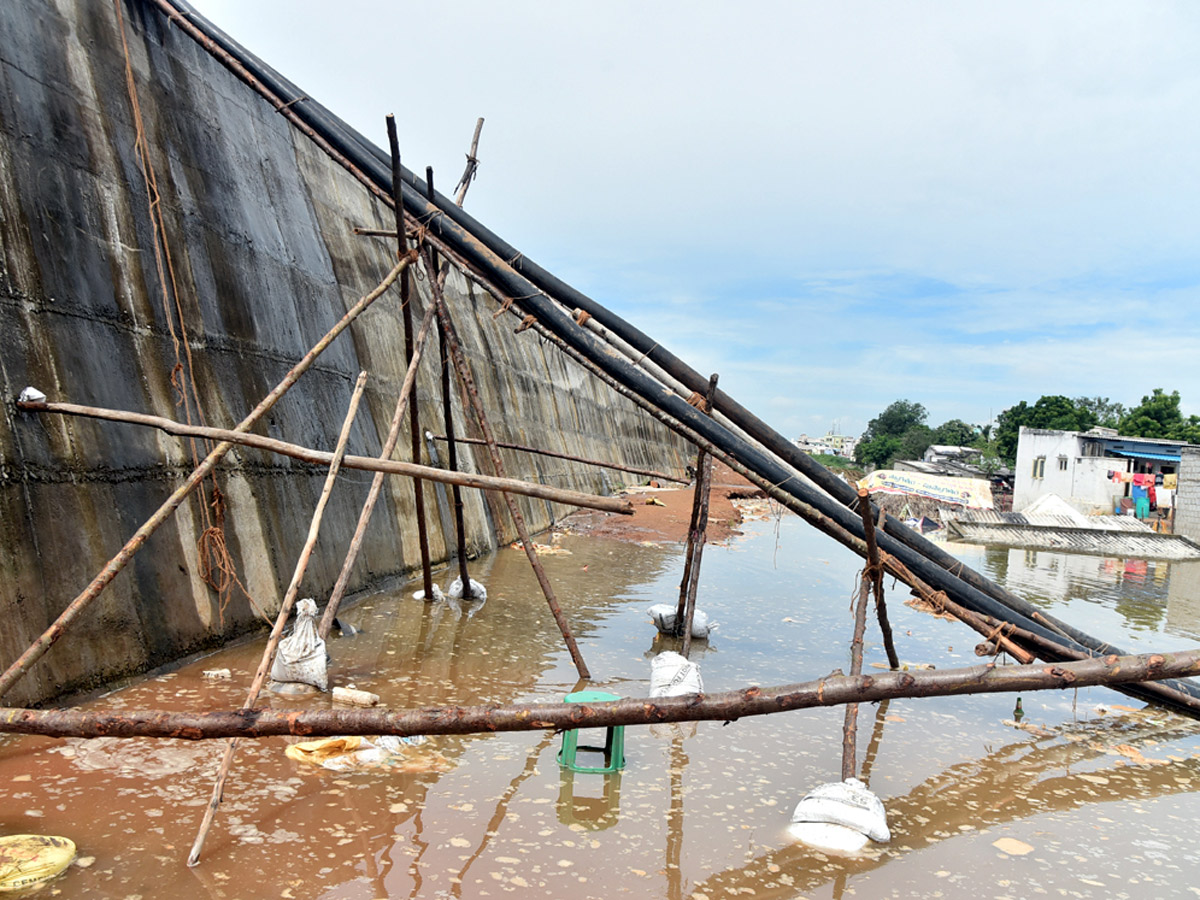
790, 777, 890, 843
412, 584, 445, 602
649, 651, 703, 697
446, 576, 487, 601
786, 821, 871, 854
647, 603, 715, 639
270, 598, 327, 691
18, 386, 46, 404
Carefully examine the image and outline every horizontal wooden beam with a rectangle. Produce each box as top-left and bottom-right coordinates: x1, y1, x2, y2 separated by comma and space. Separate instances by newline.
2, 648, 1195, 740
18, 399, 632, 516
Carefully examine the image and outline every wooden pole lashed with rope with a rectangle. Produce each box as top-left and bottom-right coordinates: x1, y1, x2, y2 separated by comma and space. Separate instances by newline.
189, 372, 368, 866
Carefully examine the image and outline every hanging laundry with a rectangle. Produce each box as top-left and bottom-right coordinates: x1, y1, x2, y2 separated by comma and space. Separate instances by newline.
1133, 473, 1146, 487
1155, 473, 1164, 486
1121, 472, 1134, 483
1164, 473, 1178, 490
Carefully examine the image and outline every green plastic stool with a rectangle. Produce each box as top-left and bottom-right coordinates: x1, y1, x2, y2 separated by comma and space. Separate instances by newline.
557, 690, 626, 773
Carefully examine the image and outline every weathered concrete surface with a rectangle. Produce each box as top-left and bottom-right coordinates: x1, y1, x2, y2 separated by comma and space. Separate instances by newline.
0, 0, 688, 706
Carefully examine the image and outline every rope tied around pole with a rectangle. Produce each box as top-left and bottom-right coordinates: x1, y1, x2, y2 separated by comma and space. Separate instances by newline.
515, 314, 537, 333
116, 0, 261, 625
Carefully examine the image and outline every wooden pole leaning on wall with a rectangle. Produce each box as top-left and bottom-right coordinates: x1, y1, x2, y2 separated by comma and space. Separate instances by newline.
0, 259, 410, 703
678, 374, 719, 658
318, 302, 439, 638
189, 371, 368, 867
387, 115, 434, 603
423, 257, 591, 679
17, 401, 634, 516
7, 648, 1200, 741
426, 167, 473, 598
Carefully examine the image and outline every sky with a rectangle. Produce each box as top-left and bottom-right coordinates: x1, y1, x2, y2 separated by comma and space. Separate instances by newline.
189, 1, 1200, 441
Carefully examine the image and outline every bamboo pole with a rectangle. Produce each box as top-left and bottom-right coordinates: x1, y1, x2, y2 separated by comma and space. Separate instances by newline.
318, 301, 439, 638
6, 648, 1199, 741
426, 279, 591, 679
0, 259, 409, 702
679, 374, 719, 658
454, 117, 484, 207
188, 370, 368, 866
859, 490, 900, 670
429, 435, 687, 484
17, 400, 632, 516
425, 168, 473, 599
387, 115, 434, 603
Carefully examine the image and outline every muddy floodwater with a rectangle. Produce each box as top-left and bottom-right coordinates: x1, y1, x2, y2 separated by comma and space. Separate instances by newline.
4, 510, 1200, 899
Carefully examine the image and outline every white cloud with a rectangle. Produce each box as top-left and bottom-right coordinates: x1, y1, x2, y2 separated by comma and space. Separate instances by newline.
187, 0, 1200, 433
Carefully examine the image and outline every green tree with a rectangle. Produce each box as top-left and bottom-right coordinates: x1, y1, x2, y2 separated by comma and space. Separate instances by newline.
932, 418, 976, 447
994, 401, 1031, 463
864, 400, 927, 441
856, 434, 902, 469
899, 424, 935, 460
994, 395, 1097, 463
1074, 396, 1125, 429
1119, 389, 1184, 439
855, 400, 930, 468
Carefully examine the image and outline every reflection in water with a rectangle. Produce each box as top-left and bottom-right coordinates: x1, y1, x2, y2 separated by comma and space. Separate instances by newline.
953, 543, 1200, 643
692, 709, 1200, 899
2, 521, 1199, 898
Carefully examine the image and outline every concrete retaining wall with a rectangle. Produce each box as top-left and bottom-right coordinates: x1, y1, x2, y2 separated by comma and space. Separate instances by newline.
0, 1, 688, 705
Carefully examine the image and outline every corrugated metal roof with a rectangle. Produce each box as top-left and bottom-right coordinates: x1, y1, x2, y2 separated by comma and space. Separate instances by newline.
944, 514, 1200, 560
1109, 450, 1181, 461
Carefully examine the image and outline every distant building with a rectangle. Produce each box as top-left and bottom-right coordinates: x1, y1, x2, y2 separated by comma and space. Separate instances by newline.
794, 430, 858, 459
1013, 426, 1187, 514
794, 434, 837, 456
923, 444, 982, 465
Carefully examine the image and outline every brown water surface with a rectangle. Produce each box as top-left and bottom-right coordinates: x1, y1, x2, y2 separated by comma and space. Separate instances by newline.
3, 514, 1200, 898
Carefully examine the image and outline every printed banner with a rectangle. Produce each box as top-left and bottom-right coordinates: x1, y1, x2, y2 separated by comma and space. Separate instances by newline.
857, 469, 994, 509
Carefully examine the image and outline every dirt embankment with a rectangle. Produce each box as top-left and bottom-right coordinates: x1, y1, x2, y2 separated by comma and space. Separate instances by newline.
561, 461, 763, 544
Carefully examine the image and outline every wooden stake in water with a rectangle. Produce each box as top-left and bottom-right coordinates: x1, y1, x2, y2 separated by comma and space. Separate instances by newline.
318, 302, 438, 638
678, 374, 719, 659
387, 114, 434, 603
427, 282, 591, 679
188, 372, 368, 866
